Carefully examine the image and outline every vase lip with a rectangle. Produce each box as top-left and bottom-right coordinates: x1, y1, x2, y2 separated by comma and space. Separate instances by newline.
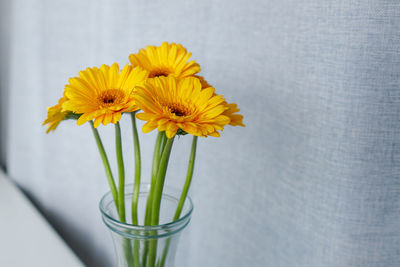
99, 183, 193, 237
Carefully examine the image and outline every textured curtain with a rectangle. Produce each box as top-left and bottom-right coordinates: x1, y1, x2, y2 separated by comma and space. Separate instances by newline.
0, 0, 11, 170
2, 0, 400, 266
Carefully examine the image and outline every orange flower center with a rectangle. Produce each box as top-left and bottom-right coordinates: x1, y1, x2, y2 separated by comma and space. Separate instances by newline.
149, 67, 172, 78
98, 89, 125, 107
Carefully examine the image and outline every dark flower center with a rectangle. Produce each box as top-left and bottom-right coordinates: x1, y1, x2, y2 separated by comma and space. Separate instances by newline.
98, 89, 125, 107
103, 96, 115, 104
171, 108, 185, 117
163, 102, 193, 118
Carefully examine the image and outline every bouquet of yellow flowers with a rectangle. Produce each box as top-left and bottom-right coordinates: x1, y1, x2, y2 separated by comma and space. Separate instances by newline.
43, 42, 244, 267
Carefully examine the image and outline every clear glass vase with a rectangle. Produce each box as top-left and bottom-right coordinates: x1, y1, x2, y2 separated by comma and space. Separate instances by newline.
99, 183, 193, 267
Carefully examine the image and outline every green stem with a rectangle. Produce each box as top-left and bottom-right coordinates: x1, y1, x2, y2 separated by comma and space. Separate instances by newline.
115, 122, 126, 223
144, 132, 164, 226
151, 137, 175, 225
133, 241, 140, 267
159, 133, 167, 158
90, 121, 119, 212
122, 239, 134, 267
131, 112, 141, 225
174, 136, 197, 220
147, 137, 175, 267
159, 136, 198, 267
142, 132, 164, 267
130, 113, 141, 267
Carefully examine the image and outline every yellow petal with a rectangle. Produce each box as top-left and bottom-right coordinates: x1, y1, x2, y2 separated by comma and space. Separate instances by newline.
136, 112, 155, 121
102, 113, 113, 125
142, 121, 157, 133
77, 113, 92, 125
165, 129, 177, 138
112, 112, 122, 124
93, 116, 103, 128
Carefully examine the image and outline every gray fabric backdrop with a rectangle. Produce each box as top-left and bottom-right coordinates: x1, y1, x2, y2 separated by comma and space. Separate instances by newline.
2, 0, 400, 266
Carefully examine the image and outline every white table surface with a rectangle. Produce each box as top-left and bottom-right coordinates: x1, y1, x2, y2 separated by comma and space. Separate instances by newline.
0, 170, 84, 267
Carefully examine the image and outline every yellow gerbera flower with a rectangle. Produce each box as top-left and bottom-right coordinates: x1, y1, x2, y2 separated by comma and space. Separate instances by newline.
195, 75, 245, 127
222, 102, 245, 127
129, 42, 201, 79
42, 95, 68, 133
62, 63, 149, 128
193, 75, 212, 89
135, 76, 230, 138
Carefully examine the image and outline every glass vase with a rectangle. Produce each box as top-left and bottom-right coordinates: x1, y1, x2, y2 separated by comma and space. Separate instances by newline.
99, 183, 193, 267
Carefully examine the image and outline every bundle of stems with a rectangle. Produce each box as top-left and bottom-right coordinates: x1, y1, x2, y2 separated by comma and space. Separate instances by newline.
91, 112, 197, 267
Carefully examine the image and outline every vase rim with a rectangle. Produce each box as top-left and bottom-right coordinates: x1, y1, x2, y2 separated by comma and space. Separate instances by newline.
99, 183, 193, 239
